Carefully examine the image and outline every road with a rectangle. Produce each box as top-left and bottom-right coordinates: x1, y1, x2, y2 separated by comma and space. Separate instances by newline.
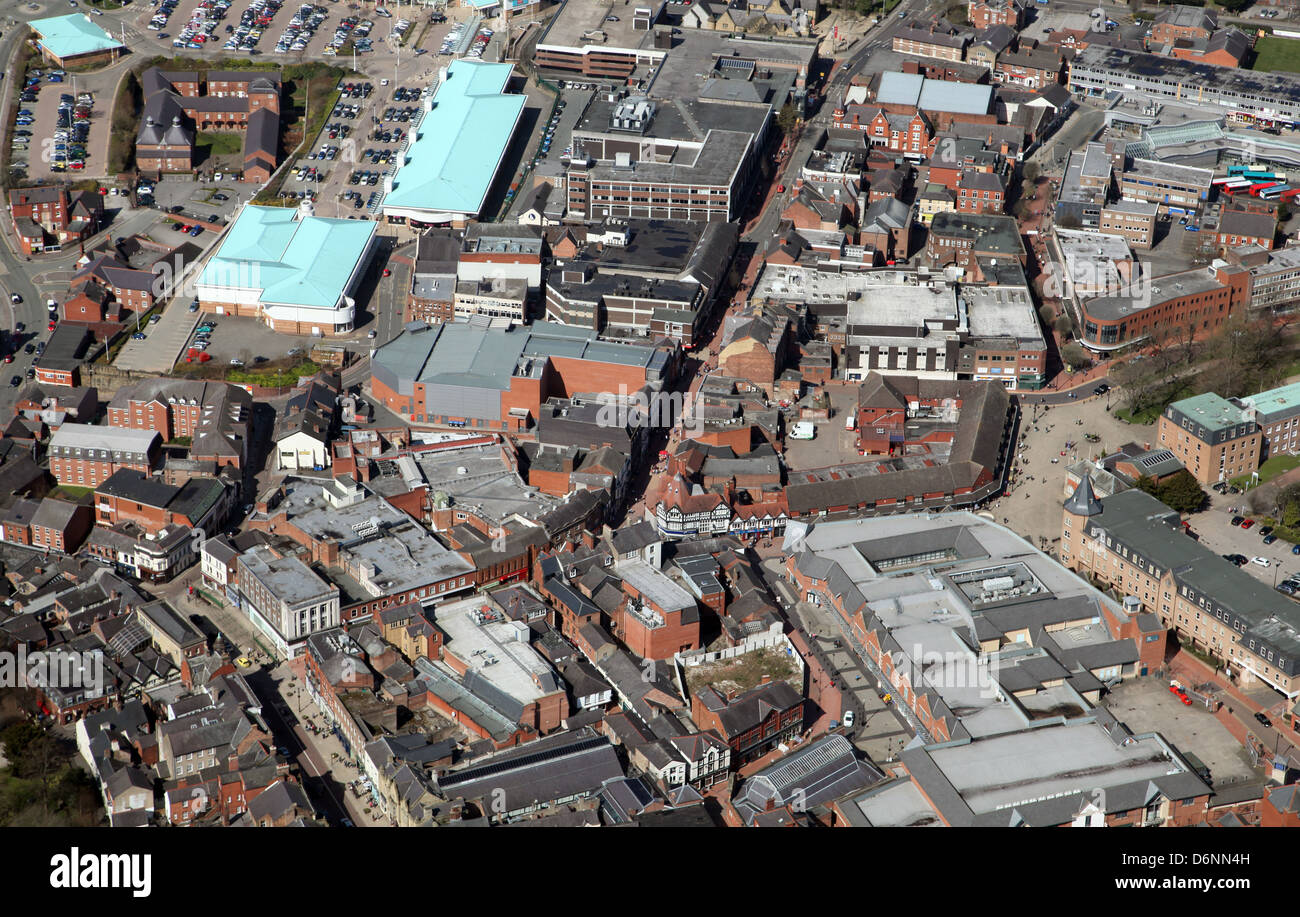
744, 0, 930, 247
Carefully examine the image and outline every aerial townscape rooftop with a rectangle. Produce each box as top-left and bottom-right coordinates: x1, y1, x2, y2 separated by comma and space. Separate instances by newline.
1, 0, 1295, 879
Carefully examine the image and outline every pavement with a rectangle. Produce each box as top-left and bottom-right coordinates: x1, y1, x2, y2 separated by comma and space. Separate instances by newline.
992, 391, 1155, 547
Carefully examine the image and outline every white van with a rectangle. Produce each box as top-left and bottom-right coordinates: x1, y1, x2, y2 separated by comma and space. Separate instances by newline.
845, 413, 856, 432
789, 421, 815, 440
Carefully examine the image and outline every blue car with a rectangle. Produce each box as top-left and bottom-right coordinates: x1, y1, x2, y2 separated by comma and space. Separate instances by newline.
1292, 543, 1300, 555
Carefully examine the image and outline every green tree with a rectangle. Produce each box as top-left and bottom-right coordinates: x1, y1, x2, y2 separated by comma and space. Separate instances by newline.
1061, 343, 1092, 370
1157, 471, 1208, 514
776, 103, 798, 134
1278, 483, 1300, 527
1, 722, 41, 770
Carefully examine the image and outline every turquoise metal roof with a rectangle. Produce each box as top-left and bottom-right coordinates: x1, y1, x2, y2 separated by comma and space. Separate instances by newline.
30, 14, 124, 58
198, 205, 376, 310
383, 60, 525, 217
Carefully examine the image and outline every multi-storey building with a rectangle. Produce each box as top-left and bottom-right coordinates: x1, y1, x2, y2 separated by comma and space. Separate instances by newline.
1216, 209, 1277, 253
8, 186, 102, 255
136, 68, 280, 178
1156, 393, 1261, 484
924, 211, 1026, 269
968, 0, 1026, 30
94, 469, 235, 536
106, 378, 253, 469
407, 229, 459, 324
1235, 382, 1300, 459
892, 22, 969, 62
1116, 158, 1212, 214
1234, 245, 1300, 315
545, 261, 705, 345
565, 94, 768, 224
48, 424, 160, 488
1149, 4, 1217, 45
690, 681, 804, 767
1069, 46, 1300, 128
1074, 264, 1249, 352
993, 48, 1062, 89
955, 170, 1006, 214
1061, 479, 1300, 698
1099, 200, 1158, 249
237, 544, 341, 659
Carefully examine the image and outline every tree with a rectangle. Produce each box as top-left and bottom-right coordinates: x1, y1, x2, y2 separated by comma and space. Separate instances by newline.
776, 103, 798, 135
1061, 343, 1092, 370
1158, 471, 1208, 514
1022, 161, 1041, 185
1280, 482, 1300, 528
1054, 314, 1073, 338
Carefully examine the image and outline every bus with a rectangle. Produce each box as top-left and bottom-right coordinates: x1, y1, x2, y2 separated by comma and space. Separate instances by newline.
1244, 170, 1283, 182
1249, 181, 1282, 195
1260, 185, 1291, 200
1228, 166, 1284, 181
1220, 178, 1252, 191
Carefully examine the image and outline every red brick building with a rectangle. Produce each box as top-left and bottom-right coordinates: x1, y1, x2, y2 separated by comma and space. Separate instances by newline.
106, 378, 254, 469
955, 170, 1006, 214
968, 0, 1025, 30
1216, 209, 1276, 253
47, 424, 160, 488
610, 558, 702, 660
690, 681, 804, 767
26, 497, 92, 553
8, 186, 102, 255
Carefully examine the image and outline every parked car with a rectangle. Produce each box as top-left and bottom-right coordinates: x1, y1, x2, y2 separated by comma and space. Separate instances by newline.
1252, 556, 1270, 567
1231, 515, 1245, 526
1256, 712, 1273, 727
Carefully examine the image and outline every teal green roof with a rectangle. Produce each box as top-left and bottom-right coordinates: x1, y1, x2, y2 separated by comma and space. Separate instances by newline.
383, 60, 525, 217
198, 205, 376, 310
30, 14, 124, 58
1244, 380, 1300, 420
1168, 392, 1251, 433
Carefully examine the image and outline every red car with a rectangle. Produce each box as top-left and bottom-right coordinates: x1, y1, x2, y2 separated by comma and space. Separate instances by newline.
1180, 694, 1193, 706
382, 268, 391, 277
1242, 519, 1256, 530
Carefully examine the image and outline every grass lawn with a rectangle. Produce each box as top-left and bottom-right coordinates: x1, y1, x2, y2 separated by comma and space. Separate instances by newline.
1230, 453, 1300, 489
50, 485, 94, 500
1252, 34, 1300, 74
197, 132, 243, 157
1278, 355, 1300, 381
1114, 402, 1165, 425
